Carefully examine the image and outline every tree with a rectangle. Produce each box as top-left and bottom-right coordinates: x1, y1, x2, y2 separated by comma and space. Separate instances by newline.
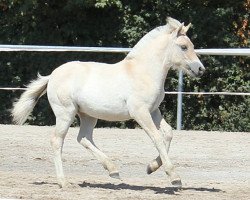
0, 0, 249, 131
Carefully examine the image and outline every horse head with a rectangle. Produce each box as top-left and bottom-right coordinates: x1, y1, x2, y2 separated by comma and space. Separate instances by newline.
166, 17, 205, 77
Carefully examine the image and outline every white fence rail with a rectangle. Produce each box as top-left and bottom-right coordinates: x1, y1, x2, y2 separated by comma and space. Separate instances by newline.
0, 44, 250, 55
0, 45, 132, 53
0, 45, 249, 129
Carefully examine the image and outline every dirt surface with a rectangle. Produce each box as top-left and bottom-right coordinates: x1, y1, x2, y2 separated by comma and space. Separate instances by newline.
0, 124, 249, 199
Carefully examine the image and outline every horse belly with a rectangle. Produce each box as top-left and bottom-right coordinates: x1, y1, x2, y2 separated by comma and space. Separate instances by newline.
76, 90, 130, 121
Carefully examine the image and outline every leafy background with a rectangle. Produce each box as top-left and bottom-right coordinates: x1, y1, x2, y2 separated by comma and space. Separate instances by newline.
0, 0, 249, 131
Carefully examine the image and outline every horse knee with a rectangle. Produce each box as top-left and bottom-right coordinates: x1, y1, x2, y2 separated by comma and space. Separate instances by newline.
50, 135, 62, 150
166, 131, 173, 141
163, 126, 173, 142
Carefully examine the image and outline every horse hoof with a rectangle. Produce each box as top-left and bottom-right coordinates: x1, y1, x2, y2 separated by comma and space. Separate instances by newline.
171, 179, 182, 188
59, 181, 71, 188
146, 165, 153, 174
109, 172, 120, 179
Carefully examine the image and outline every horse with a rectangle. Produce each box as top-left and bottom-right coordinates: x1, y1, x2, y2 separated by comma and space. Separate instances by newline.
12, 17, 205, 188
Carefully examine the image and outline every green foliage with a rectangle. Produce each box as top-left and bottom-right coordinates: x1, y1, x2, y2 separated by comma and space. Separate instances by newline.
0, 0, 249, 131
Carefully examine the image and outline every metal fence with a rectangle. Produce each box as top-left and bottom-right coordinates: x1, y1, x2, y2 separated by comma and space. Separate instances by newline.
1, 45, 250, 129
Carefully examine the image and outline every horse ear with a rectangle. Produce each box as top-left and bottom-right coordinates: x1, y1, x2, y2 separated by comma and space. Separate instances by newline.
183, 23, 192, 33
171, 23, 184, 38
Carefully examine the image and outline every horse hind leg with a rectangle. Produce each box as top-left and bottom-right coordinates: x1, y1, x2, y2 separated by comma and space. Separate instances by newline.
77, 113, 120, 179
50, 105, 77, 188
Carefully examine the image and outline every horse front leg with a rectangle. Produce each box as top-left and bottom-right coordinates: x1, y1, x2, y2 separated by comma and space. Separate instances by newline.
147, 109, 173, 175
129, 105, 181, 187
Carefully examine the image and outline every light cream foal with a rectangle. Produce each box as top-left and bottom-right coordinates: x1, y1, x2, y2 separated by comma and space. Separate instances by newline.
12, 17, 205, 188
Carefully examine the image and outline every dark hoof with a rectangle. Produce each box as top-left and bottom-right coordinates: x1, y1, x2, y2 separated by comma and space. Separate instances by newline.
109, 172, 120, 179
171, 179, 182, 188
146, 165, 153, 174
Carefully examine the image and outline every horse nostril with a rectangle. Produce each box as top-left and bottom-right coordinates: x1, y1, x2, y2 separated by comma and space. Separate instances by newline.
199, 66, 205, 73
198, 66, 205, 76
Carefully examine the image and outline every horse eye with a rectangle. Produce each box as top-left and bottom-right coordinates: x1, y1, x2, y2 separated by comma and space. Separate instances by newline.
181, 45, 188, 51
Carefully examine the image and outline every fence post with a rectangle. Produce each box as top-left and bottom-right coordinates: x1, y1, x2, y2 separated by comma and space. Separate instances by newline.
177, 70, 183, 130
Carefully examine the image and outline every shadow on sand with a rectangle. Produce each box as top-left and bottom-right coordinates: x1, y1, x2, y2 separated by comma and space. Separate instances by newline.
32, 180, 224, 195
78, 181, 224, 195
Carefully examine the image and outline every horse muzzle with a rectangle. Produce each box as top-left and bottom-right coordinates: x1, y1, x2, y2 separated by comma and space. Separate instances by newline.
187, 61, 205, 77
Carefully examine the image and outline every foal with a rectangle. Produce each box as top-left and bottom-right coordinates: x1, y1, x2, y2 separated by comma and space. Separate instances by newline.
12, 17, 205, 188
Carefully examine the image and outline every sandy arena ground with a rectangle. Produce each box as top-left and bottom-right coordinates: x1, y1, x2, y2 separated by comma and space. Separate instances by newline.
0, 124, 249, 199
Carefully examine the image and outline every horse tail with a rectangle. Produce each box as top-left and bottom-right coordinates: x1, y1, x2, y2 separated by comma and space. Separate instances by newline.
12, 74, 50, 125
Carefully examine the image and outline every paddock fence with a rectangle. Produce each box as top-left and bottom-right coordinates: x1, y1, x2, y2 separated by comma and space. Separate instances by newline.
0, 45, 249, 129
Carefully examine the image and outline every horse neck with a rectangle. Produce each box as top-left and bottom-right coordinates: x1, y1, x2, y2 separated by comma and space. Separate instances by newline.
124, 34, 172, 87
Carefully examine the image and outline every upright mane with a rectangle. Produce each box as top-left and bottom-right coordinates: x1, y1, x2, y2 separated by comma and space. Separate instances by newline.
126, 17, 182, 59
